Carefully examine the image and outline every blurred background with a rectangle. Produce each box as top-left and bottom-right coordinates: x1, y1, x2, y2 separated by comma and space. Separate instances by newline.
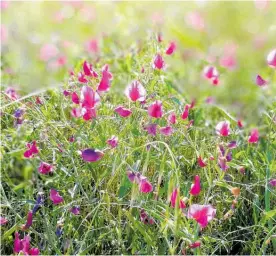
1, 0, 276, 122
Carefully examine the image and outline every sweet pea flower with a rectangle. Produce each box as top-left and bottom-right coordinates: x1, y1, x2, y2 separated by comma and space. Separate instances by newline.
5, 87, 20, 100
22, 211, 33, 230
248, 128, 259, 143
269, 179, 276, 187
165, 41, 176, 55
71, 92, 80, 104
203, 65, 218, 79
190, 175, 201, 196
70, 206, 80, 215
181, 104, 190, 120
139, 177, 153, 193
126, 170, 136, 183
198, 156, 207, 168
160, 126, 174, 136
81, 149, 104, 162
267, 49, 276, 68
23, 141, 39, 158
78, 72, 88, 83
0, 216, 8, 225
148, 100, 163, 118
38, 162, 53, 175
170, 188, 186, 209
189, 241, 201, 249
218, 156, 229, 171
256, 75, 268, 86
82, 108, 97, 121
125, 80, 146, 102
13, 232, 40, 255
71, 108, 82, 118
237, 119, 243, 128
144, 123, 158, 136
114, 106, 132, 117
216, 121, 231, 136
40, 44, 59, 61
140, 209, 154, 225
85, 39, 99, 54
153, 54, 165, 70
50, 189, 64, 205
187, 204, 216, 228
168, 112, 177, 124
83, 61, 98, 77
107, 136, 118, 148
97, 64, 112, 92
185, 11, 205, 31
228, 141, 237, 149
80, 86, 100, 109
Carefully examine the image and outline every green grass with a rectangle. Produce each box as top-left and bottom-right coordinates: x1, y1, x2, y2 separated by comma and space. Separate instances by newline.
1, 1, 276, 255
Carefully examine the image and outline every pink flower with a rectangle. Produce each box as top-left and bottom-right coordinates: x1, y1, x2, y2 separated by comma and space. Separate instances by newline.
185, 11, 205, 31
216, 121, 231, 136
97, 64, 112, 92
168, 112, 177, 124
148, 100, 163, 118
14, 232, 22, 253
24, 141, 39, 158
70, 206, 80, 215
71, 92, 80, 104
153, 54, 165, 70
85, 39, 99, 54
38, 162, 53, 175
0, 216, 8, 225
203, 65, 219, 79
228, 141, 237, 149
125, 80, 146, 102
237, 119, 243, 128
189, 241, 201, 249
80, 86, 100, 109
218, 156, 229, 171
198, 156, 207, 168
22, 211, 33, 230
187, 204, 216, 228
267, 49, 276, 68
71, 108, 82, 118
181, 104, 190, 120
107, 136, 118, 148
78, 72, 88, 83
256, 75, 268, 86
170, 188, 186, 209
160, 126, 174, 136
190, 175, 201, 196
269, 179, 276, 187
83, 61, 98, 77
63, 90, 71, 97
82, 107, 96, 121
157, 32, 163, 43
5, 87, 19, 100
40, 44, 59, 61
126, 171, 136, 183
144, 123, 158, 136
50, 189, 64, 205
81, 148, 104, 162
139, 178, 153, 193
248, 128, 259, 143
166, 41, 176, 55
114, 106, 132, 117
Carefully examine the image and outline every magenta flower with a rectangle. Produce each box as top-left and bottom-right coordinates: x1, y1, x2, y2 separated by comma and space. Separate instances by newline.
5, 87, 20, 101
139, 177, 153, 193
70, 206, 80, 215
248, 128, 259, 143
78, 72, 88, 83
168, 112, 177, 124
228, 141, 237, 149
189, 241, 201, 249
80, 86, 100, 109
153, 54, 165, 70
170, 188, 186, 209
144, 123, 158, 136
83, 61, 98, 77
63, 90, 71, 97
218, 156, 229, 171
148, 100, 163, 118
269, 179, 276, 187
107, 135, 118, 148
85, 39, 99, 54
0, 216, 8, 225
13, 232, 40, 255
22, 211, 33, 230
114, 106, 132, 117
39, 43, 58, 61
125, 80, 146, 102
198, 156, 207, 168
81, 148, 104, 162
50, 189, 64, 205
237, 119, 243, 128
97, 64, 112, 92
256, 75, 268, 86
38, 162, 53, 175
203, 65, 218, 79
187, 204, 216, 228
23, 141, 39, 158
181, 104, 190, 120
140, 209, 154, 225
71, 108, 82, 118
190, 175, 201, 196
165, 41, 176, 55
126, 170, 136, 183
267, 49, 276, 68
216, 121, 231, 136
160, 126, 174, 136
82, 108, 96, 121
71, 92, 80, 104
